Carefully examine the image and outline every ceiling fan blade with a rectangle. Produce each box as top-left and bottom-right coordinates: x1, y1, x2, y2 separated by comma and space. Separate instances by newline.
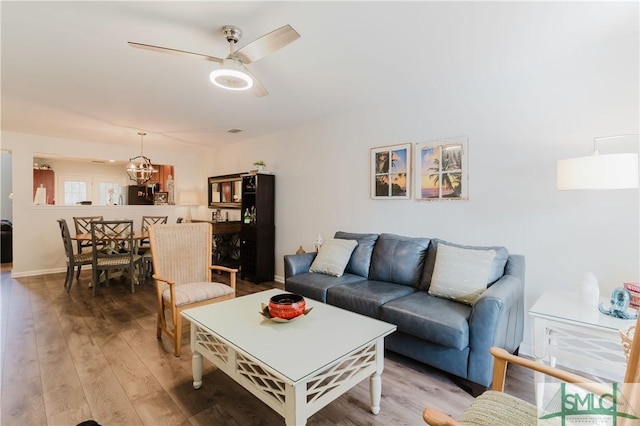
231, 24, 300, 64
128, 41, 223, 63
239, 64, 268, 97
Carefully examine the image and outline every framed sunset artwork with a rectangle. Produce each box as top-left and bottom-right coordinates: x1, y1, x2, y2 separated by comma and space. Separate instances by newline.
415, 137, 468, 201
370, 143, 411, 199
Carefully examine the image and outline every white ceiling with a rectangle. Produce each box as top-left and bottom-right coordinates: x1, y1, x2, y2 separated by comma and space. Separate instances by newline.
2, 1, 637, 152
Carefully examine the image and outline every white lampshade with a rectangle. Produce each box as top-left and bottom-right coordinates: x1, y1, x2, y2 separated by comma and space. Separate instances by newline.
179, 191, 200, 222
178, 191, 200, 206
557, 153, 639, 190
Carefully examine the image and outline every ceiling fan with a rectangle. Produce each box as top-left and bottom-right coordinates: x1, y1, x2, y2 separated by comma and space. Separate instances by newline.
128, 24, 300, 97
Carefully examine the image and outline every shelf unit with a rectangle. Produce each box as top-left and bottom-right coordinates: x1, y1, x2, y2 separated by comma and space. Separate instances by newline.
240, 173, 275, 283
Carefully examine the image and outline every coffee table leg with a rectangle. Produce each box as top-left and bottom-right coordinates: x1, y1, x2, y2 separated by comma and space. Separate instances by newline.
192, 351, 203, 389
370, 340, 384, 415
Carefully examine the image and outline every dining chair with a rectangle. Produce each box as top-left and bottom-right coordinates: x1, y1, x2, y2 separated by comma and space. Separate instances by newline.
72, 216, 103, 253
139, 215, 168, 276
422, 313, 640, 425
90, 220, 142, 296
148, 222, 237, 356
57, 218, 93, 292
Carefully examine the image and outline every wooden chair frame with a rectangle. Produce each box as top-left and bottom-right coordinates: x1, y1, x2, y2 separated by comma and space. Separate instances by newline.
149, 222, 237, 357
423, 314, 640, 425
72, 215, 103, 253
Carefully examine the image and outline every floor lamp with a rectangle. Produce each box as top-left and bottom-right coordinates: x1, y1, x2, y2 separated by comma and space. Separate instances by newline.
179, 191, 200, 222
557, 134, 639, 190
557, 134, 639, 311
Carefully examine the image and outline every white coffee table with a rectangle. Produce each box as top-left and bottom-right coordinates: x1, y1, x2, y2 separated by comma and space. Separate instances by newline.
529, 290, 632, 406
181, 289, 397, 426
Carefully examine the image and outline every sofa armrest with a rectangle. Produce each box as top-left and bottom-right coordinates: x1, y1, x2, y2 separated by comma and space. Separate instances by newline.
284, 252, 317, 280
467, 254, 525, 386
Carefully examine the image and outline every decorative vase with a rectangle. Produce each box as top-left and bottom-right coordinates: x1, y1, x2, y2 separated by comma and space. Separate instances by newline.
579, 272, 600, 308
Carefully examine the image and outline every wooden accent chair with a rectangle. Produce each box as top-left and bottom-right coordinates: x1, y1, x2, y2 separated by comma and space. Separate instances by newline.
57, 218, 93, 292
423, 314, 640, 425
148, 222, 237, 357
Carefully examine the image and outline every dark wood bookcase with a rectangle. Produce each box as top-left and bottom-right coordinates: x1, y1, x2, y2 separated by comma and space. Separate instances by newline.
240, 173, 275, 283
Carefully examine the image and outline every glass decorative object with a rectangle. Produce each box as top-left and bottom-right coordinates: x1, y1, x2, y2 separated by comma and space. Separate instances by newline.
599, 287, 639, 320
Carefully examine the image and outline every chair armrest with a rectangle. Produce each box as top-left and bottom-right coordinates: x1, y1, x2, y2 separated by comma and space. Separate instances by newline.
210, 265, 239, 274
152, 274, 175, 285
284, 252, 317, 280
489, 347, 611, 395
209, 265, 237, 290
422, 408, 461, 426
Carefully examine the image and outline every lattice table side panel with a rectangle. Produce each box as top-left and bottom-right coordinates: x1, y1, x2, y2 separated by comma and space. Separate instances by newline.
306, 342, 377, 405
236, 352, 287, 407
546, 327, 627, 365
194, 325, 229, 364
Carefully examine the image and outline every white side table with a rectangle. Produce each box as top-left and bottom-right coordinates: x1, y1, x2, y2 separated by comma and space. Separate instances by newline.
529, 290, 632, 406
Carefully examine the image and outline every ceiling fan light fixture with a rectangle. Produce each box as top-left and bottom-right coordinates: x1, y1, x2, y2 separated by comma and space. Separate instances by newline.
210, 68, 253, 91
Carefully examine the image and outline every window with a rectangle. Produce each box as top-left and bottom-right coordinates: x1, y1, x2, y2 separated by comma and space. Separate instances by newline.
63, 180, 89, 205
98, 182, 120, 205
59, 175, 125, 205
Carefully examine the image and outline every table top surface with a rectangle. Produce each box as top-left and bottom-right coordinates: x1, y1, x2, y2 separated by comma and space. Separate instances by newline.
529, 290, 636, 331
182, 289, 397, 383
72, 231, 148, 241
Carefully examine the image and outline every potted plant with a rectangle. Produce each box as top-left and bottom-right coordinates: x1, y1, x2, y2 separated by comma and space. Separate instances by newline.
253, 160, 266, 172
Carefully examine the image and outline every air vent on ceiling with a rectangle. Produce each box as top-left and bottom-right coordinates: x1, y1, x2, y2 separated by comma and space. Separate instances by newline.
227, 128, 242, 134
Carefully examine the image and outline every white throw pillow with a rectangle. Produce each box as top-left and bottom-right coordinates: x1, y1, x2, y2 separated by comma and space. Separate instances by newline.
428, 243, 497, 305
309, 239, 358, 277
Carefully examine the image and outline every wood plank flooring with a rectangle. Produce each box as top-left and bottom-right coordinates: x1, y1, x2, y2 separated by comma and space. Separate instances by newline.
0, 265, 536, 425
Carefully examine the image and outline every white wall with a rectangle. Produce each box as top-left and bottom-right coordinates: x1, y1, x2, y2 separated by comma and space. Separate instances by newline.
2, 131, 210, 275
205, 12, 639, 356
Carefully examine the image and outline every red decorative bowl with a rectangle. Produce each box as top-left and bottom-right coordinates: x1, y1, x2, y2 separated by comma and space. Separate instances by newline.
268, 293, 306, 320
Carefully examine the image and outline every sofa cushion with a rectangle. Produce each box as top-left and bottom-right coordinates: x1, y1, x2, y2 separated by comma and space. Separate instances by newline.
369, 233, 430, 287
420, 239, 509, 291
309, 238, 358, 277
327, 280, 417, 318
285, 272, 367, 303
334, 231, 379, 278
428, 244, 497, 305
381, 291, 471, 350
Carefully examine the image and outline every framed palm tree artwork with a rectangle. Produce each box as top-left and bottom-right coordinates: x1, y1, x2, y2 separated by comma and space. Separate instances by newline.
415, 137, 468, 201
370, 143, 412, 199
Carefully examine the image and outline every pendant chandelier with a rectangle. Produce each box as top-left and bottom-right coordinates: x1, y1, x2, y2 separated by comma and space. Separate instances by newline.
126, 132, 157, 185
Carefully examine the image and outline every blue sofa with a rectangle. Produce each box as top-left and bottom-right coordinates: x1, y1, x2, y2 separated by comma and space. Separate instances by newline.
284, 232, 525, 392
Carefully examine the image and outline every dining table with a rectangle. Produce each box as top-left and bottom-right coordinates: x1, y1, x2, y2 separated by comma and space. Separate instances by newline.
71, 231, 148, 243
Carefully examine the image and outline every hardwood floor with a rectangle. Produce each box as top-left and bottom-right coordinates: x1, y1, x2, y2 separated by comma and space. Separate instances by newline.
0, 266, 536, 425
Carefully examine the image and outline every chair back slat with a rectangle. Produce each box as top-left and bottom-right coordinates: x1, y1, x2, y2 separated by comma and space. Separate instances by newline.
148, 223, 212, 286
142, 215, 168, 232
73, 216, 103, 252
90, 220, 134, 260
